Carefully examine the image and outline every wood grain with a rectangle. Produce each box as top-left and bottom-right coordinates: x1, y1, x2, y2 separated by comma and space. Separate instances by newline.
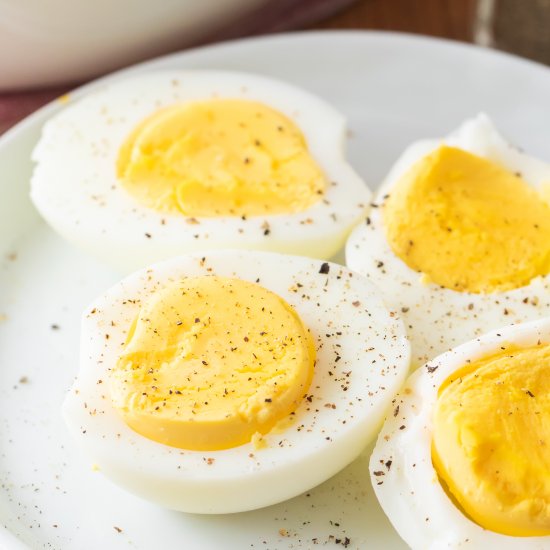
312, 0, 477, 42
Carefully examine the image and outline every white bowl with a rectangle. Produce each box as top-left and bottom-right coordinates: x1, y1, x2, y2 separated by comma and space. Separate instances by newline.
0, 0, 267, 90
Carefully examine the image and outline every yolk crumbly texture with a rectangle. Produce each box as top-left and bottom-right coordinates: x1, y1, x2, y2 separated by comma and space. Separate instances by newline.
383, 146, 550, 293
117, 99, 326, 217
109, 276, 315, 451
432, 344, 550, 536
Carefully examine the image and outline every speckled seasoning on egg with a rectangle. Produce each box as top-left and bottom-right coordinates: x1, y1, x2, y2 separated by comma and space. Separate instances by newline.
346, 114, 550, 367
371, 317, 550, 549
62, 250, 410, 514
30, 71, 370, 273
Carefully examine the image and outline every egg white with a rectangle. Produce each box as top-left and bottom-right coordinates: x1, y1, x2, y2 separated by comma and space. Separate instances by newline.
62, 250, 410, 514
31, 70, 370, 273
370, 317, 550, 550
346, 114, 550, 367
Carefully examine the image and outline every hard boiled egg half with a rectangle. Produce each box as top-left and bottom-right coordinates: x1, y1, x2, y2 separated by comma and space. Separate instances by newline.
63, 250, 410, 513
31, 71, 370, 272
371, 317, 550, 548
346, 114, 550, 366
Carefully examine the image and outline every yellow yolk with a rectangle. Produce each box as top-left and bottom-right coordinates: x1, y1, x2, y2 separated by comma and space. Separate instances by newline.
109, 276, 315, 451
432, 344, 550, 536
383, 146, 550, 293
117, 99, 326, 217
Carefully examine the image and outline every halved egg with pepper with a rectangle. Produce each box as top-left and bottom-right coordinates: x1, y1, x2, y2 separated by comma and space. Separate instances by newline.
63, 250, 410, 513
371, 317, 550, 548
31, 70, 370, 272
346, 114, 550, 367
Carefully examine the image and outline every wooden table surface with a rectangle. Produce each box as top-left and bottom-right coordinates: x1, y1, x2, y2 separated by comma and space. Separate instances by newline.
0, 0, 514, 135
314, 0, 476, 42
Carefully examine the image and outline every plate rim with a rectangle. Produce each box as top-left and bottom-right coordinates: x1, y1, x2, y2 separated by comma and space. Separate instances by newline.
2, 28, 550, 151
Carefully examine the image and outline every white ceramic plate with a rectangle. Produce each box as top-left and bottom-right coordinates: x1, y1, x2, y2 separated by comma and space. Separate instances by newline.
1, 31, 550, 550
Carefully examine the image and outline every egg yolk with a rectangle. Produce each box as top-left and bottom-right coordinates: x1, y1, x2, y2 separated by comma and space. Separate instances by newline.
117, 99, 326, 217
383, 146, 550, 293
432, 344, 550, 536
109, 276, 315, 451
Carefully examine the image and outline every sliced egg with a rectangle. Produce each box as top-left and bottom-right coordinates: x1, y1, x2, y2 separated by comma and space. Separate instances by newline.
31, 71, 370, 272
346, 114, 550, 366
63, 250, 410, 513
371, 317, 550, 549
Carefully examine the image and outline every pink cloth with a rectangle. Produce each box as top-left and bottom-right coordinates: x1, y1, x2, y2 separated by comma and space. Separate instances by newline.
0, 0, 356, 136
0, 88, 67, 135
